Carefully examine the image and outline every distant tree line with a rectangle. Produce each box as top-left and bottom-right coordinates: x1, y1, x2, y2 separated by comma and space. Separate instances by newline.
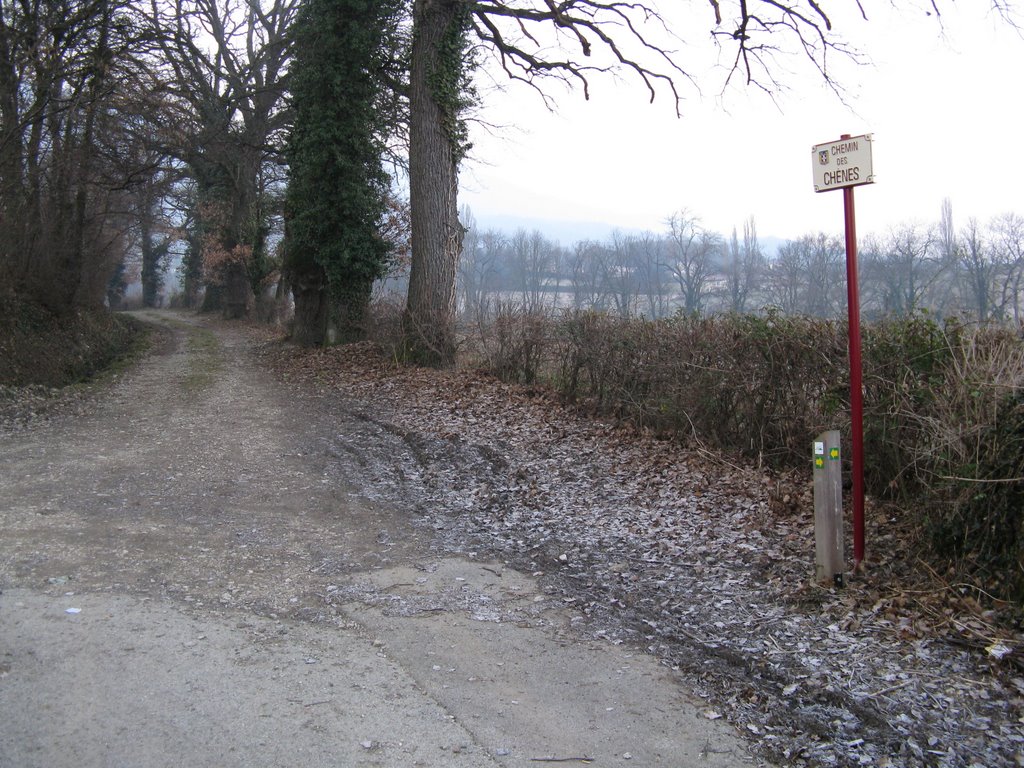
452, 200, 1024, 324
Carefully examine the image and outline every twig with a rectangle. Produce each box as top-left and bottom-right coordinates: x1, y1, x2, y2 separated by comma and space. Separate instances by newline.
865, 680, 912, 697
529, 758, 594, 764
939, 475, 1024, 484
627, 554, 701, 568
953, 582, 1013, 605
949, 616, 998, 645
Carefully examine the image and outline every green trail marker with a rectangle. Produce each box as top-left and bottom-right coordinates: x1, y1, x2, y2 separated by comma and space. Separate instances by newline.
813, 430, 845, 586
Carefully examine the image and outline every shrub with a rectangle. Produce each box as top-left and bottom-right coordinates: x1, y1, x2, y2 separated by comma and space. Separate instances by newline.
908, 326, 1024, 599
858, 313, 958, 497
482, 304, 551, 385
550, 310, 848, 466
465, 305, 1024, 603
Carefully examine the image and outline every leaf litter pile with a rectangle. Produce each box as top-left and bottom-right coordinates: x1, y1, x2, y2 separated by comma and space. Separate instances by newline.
261, 336, 1024, 768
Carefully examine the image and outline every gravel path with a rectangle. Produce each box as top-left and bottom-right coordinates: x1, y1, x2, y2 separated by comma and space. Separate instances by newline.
0, 310, 754, 768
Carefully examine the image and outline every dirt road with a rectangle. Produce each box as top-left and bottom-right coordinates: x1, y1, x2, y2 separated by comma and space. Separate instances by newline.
0, 311, 754, 768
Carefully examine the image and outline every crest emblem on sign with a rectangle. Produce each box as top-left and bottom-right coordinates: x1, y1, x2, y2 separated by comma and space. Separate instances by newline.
818, 150, 830, 166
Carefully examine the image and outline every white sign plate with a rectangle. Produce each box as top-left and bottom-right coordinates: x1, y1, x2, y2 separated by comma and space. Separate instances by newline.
812, 134, 874, 192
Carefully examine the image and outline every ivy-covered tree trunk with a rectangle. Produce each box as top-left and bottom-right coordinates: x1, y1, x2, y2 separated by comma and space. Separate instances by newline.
330, 280, 374, 343
405, 0, 466, 367
284, 0, 397, 346
291, 262, 330, 346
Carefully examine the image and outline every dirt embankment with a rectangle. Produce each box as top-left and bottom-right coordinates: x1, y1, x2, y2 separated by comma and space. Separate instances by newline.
0, 295, 146, 388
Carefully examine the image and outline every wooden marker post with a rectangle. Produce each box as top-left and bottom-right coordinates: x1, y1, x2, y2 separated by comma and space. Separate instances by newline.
813, 430, 845, 586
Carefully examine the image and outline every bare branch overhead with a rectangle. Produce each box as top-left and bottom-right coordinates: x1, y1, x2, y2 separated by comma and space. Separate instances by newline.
466, 1, 1011, 113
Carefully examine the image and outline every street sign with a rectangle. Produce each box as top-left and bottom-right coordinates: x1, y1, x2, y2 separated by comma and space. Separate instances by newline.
812, 134, 874, 192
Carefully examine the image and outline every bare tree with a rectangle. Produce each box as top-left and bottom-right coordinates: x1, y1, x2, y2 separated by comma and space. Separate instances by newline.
0, 0, 169, 310
137, 172, 176, 308
568, 239, 609, 312
596, 231, 642, 318
768, 233, 843, 317
508, 228, 558, 313
938, 197, 959, 267
457, 207, 487, 318
805, 233, 845, 317
725, 216, 765, 314
868, 224, 943, 316
664, 211, 719, 314
991, 212, 1024, 324
458, 213, 508, 320
630, 231, 672, 319
958, 217, 996, 321
766, 240, 803, 315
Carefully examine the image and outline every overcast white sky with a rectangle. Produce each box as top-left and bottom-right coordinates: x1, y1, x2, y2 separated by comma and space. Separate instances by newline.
458, 2, 1024, 245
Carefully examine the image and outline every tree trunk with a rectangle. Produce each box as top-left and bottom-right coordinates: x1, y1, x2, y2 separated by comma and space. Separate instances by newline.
140, 189, 160, 308
405, 0, 464, 367
0, 7, 24, 285
291, 264, 329, 346
200, 284, 224, 313
181, 230, 204, 308
330, 279, 373, 344
64, 0, 111, 311
222, 261, 253, 319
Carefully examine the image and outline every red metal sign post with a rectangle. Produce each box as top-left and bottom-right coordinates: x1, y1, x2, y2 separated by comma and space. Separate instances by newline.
811, 133, 874, 568
842, 181, 866, 566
